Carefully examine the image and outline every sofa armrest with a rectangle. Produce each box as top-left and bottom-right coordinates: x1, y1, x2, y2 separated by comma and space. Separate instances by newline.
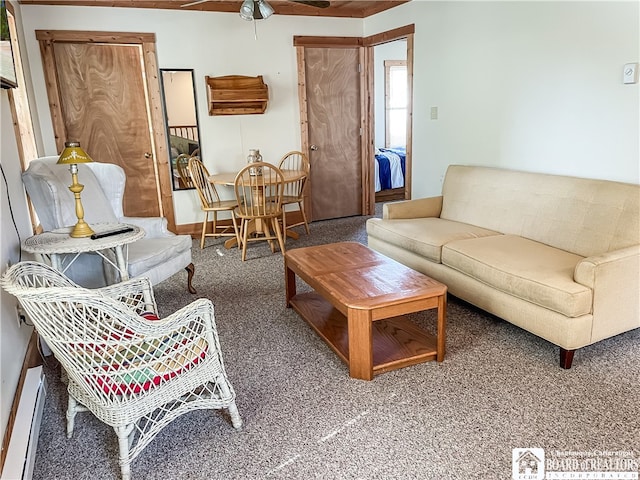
383, 196, 443, 219
120, 216, 173, 238
574, 245, 640, 341
574, 245, 640, 288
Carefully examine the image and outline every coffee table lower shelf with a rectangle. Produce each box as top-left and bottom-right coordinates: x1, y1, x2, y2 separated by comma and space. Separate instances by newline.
290, 292, 439, 377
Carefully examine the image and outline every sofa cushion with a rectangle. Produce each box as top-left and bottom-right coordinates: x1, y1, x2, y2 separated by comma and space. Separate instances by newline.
126, 236, 193, 278
442, 235, 592, 317
366, 217, 501, 263
440, 165, 640, 258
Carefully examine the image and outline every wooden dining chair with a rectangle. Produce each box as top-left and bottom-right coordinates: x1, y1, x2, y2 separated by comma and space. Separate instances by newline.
278, 151, 310, 239
176, 153, 194, 189
233, 162, 286, 261
188, 157, 240, 249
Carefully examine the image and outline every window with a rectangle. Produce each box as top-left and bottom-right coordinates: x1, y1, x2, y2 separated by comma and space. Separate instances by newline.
2, 0, 38, 227
384, 60, 407, 149
1, 0, 18, 88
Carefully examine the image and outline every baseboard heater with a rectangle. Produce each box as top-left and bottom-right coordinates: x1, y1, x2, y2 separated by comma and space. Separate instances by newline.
1, 366, 47, 480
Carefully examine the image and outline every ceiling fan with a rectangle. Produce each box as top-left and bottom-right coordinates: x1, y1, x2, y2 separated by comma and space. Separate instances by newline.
181, 0, 331, 21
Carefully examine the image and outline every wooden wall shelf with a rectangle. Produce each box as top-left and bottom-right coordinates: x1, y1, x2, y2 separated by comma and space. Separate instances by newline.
205, 75, 269, 115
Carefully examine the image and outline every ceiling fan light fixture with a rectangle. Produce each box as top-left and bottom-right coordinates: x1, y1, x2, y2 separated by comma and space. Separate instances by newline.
239, 0, 255, 20
257, 0, 274, 19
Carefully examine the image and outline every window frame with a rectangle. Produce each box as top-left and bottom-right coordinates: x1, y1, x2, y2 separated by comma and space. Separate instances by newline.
384, 59, 407, 149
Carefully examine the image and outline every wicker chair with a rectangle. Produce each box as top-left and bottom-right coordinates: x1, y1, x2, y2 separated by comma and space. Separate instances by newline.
277, 151, 310, 239
1, 261, 242, 480
188, 157, 240, 249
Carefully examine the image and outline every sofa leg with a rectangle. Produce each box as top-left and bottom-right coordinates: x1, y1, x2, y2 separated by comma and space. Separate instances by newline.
185, 263, 196, 294
560, 348, 575, 369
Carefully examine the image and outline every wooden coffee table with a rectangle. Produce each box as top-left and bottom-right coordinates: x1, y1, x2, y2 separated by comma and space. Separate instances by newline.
285, 242, 447, 380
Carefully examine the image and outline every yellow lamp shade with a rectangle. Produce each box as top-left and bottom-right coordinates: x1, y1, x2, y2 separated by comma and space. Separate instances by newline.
57, 141, 93, 165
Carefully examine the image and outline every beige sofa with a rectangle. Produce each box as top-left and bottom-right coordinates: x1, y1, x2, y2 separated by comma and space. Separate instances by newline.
366, 165, 640, 368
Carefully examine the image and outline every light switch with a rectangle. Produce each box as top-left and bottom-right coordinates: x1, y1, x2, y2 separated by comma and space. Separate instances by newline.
623, 63, 638, 84
430, 106, 438, 120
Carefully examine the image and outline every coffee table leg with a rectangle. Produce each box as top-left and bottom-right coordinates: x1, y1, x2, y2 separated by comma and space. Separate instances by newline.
285, 264, 296, 307
347, 308, 373, 380
437, 294, 446, 362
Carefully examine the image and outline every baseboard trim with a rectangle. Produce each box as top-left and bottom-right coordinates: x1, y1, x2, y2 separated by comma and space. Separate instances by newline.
1, 365, 46, 480
174, 211, 306, 238
0, 331, 41, 475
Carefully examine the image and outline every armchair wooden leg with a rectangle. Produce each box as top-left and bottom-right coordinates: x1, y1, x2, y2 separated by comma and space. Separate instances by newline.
560, 348, 575, 369
185, 263, 196, 294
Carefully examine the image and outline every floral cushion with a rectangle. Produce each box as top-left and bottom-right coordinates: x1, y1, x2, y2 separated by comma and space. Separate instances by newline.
76, 311, 207, 396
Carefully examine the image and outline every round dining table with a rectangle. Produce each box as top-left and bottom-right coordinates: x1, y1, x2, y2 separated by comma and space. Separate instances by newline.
209, 169, 307, 249
208, 169, 306, 187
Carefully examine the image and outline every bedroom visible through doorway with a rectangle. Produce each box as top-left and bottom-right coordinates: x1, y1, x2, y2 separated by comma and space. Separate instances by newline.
372, 37, 410, 203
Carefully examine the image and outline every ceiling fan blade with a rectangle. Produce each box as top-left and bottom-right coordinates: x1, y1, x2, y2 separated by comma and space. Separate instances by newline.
181, 0, 210, 7
290, 0, 331, 8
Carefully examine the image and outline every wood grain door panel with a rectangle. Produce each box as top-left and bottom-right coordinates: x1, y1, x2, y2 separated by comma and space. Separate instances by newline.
305, 47, 362, 221
37, 31, 173, 228
53, 42, 159, 218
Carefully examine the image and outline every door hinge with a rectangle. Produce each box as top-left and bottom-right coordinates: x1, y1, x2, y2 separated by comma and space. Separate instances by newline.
358, 63, 361, 73
360, 127, 363, 136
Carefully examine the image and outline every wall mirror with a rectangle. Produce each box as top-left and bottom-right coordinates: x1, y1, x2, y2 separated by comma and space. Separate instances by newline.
160, 68, 201, 190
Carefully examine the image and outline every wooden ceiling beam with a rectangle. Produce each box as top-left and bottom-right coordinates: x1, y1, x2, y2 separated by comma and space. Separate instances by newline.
17, 0, 410, 18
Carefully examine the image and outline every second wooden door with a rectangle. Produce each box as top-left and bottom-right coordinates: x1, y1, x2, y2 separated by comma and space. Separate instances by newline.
299, 45, 364, 221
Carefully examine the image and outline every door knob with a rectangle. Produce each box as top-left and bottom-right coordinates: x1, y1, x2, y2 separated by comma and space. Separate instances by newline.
310, 145, 318, 151
144, 152, 152, 159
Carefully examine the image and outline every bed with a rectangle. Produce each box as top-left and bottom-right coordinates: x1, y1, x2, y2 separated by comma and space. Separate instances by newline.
374, 147, 406, 193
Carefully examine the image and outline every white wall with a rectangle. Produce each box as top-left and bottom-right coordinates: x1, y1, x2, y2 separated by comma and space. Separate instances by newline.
162, 70, 197, 127
0, 1, 38, 445
20, 5, 362, 225
16, 2, 640, 214
366, 1, 640, 199
0, 89, 35, 443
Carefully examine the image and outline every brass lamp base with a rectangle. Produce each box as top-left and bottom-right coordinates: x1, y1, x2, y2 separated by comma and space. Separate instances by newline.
66, 163, 94, 238
70, 220, 95, 238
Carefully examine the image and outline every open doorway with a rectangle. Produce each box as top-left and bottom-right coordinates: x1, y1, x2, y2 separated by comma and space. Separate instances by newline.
373, 40, 407, 202
294, 26, 414, 220
364, 25, 414, 214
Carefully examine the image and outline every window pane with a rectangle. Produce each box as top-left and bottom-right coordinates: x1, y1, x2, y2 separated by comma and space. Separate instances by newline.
389, 109, 406, 148
389, 67, 407, 108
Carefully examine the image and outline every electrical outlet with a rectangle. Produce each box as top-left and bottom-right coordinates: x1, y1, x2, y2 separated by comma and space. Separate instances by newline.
16, 304, 26, 327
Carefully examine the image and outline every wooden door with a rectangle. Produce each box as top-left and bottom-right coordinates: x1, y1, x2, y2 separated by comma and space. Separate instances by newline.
296, 39, 365, 221
36, 31, 175, 229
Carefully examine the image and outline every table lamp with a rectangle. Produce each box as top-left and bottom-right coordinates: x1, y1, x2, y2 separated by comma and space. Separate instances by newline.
57, 141, 95, 238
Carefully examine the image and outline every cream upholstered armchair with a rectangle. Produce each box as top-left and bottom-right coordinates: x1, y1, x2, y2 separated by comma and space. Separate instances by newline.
22, 157, 196, 292
1, 261, 242, 480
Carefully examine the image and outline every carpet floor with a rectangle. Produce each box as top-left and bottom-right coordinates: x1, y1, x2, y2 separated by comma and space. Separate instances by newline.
31, 210, 640, 480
